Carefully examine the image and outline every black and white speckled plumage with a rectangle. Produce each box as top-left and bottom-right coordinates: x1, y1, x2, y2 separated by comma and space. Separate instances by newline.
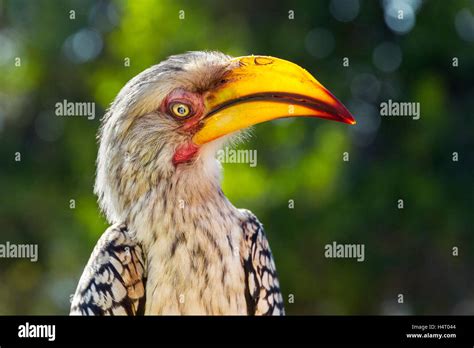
70, 224, 147, 315
241, 210, 285, 315
70, 210, 284, 315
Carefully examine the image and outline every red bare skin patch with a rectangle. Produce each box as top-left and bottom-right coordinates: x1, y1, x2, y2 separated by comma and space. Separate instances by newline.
160, 89, 205, 119
161, 89, 206, 166
173, 142, 199, 166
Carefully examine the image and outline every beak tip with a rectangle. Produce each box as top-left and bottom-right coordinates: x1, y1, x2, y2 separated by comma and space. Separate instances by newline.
337, 105, 356, 125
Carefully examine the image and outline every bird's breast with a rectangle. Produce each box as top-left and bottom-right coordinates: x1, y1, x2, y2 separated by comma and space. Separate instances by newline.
143, 210, 248, 315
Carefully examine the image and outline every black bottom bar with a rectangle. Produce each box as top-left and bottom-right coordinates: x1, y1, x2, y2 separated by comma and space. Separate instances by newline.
0, 315, 472, 346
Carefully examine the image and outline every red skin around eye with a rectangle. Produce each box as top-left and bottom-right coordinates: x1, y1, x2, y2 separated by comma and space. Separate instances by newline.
161, 89, 205, 122
162, 89, 205, 166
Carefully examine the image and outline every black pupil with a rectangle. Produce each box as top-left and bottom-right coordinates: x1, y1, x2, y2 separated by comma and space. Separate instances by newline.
177, 106, 186, 114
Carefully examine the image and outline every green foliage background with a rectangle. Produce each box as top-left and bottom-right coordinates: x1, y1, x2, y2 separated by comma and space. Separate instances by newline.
0, 0, 473, 314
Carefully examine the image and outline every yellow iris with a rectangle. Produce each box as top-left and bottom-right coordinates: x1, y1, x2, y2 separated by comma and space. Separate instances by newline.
171, 103, 191, 118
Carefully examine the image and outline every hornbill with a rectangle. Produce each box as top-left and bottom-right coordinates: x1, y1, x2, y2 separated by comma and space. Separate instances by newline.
70, 51, 355, 315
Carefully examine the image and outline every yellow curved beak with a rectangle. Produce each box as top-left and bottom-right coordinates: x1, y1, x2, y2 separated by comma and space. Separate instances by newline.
192, 55, 355, 145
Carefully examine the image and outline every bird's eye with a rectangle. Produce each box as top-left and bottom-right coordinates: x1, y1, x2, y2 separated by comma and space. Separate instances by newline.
170, 103, 191, 118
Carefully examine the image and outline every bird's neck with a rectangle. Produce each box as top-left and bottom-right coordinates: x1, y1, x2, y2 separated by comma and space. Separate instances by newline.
124, 161, 248, 314
126, 159, 242, 250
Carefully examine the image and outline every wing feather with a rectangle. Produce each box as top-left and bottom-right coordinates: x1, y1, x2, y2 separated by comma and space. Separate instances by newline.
70, 224, 146, 315
240, 209, 285, 315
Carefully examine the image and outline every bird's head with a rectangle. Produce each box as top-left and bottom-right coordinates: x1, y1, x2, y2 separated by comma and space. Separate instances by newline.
96, 51, 355, 223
